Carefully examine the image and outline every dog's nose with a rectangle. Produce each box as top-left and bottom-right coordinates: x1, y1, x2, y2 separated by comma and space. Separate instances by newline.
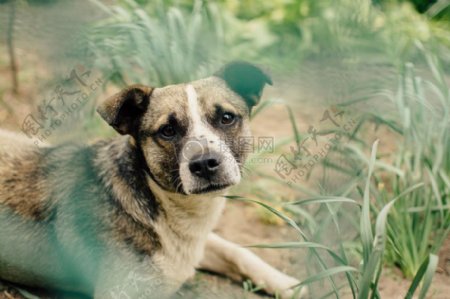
189, 153, 221, 179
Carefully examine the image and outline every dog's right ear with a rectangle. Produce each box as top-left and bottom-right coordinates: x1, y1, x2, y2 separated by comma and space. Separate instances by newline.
215, 61, 272, 110
97, 84, 153, 135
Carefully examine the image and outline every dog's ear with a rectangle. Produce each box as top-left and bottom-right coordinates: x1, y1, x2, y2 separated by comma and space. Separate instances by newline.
215, 61, 272, 109
97, 84, 153, 135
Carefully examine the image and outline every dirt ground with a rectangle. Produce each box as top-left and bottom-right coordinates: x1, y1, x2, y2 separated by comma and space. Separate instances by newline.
0, 54, 449, 298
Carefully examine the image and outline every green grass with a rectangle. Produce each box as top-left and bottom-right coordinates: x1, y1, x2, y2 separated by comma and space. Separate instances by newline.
230, 140, 439, 298
328, 49, 450, 279
81, 0, 227, 87
232, 43, 449, 297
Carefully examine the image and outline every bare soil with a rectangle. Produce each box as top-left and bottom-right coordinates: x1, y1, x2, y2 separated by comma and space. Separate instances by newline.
0, 55, 448, 298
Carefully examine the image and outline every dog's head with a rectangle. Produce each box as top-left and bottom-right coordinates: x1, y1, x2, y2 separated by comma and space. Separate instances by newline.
97, 62, 272, 195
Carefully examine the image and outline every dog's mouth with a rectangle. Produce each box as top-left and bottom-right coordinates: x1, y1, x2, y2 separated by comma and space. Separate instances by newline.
190, 183, 232, 194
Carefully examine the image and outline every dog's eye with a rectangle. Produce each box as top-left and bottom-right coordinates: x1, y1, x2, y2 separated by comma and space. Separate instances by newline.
159, 125, 176, 139
221, 112, 235, 125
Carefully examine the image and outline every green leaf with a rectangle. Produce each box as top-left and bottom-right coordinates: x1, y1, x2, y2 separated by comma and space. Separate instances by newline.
293, 266, 358, 289
287, 196, 360, 206
360, 140, 378, 265
286, 105, 302, 149
405, 254, 438, 299
247, 241, 349, 266
225, 196, 307, 239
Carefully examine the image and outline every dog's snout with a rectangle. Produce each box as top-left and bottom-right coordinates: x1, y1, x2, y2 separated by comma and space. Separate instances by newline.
189, 153, 221, 179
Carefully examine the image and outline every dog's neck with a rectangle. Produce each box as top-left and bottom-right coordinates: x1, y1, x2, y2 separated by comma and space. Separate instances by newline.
147, 176, 226, 275
95, 136, 159, 228
147, 176, 226, 237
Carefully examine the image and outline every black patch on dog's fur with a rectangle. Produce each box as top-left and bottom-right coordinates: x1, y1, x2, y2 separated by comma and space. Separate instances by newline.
113, 140, 161, 220
47, 141, 162, 266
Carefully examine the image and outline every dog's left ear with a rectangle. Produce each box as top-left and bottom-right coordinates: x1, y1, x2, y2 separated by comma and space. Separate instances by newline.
97, 84, 153, 135
215, 61, 272, 109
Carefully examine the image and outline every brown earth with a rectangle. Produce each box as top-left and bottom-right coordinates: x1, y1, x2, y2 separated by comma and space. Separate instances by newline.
0, 49, 449, 298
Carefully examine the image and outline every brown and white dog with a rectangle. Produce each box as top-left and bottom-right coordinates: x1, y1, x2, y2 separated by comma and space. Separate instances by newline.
0, 62, 306, 298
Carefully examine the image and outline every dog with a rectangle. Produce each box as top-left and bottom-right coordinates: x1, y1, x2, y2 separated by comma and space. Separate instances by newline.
0, 62, 306, 298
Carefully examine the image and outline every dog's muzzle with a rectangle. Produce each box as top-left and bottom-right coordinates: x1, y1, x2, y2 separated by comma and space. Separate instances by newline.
179, 137, 241, 195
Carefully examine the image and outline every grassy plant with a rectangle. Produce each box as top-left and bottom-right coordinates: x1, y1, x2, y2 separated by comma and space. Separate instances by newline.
230, 140, 439, 298
81, 0, 227, 87
78, 0, 450, 83
232, 52, 449, 294
214, 0, 450, 70
325, 49, 450, 279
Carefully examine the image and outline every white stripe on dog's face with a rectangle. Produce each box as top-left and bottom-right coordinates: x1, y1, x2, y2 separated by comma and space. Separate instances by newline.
186, 84, 201, 132
185, 84, 216, 142
180, 84, 241, 195
185, 84, 215, 140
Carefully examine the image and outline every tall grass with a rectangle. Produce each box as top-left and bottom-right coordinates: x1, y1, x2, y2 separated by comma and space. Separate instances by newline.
327, 48, 450, 279
231, 45, 449, 297
214, 0, 450, 70
231, 140, 438, 298
81, 0, 227, 87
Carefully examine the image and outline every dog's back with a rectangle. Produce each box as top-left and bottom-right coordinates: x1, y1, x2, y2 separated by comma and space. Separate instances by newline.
0, 130, 98, 293
0, 131, 63, 287
0, 130, 52, 219
0, 131, 163, 295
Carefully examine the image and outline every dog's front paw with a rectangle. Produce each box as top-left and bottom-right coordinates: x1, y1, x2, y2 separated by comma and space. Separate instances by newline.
265, 273, 307, 299
232, 246, 307, 298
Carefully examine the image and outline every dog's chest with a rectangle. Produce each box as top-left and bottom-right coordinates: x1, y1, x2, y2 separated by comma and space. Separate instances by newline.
151, 192, 226, 286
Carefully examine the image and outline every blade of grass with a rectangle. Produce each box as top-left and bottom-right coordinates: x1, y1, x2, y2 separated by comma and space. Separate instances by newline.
287, 196, 360, 206
404, 254, 438, 299
286, 105, 302, 148
226, 195, 342, 297
360, 140, 378, 266
293, 266, 358, 289
359, 182, 425, 298
247, 241, 348, 266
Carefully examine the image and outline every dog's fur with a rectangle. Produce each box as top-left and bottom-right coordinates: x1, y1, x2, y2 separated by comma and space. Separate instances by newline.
0, 62, 305, 298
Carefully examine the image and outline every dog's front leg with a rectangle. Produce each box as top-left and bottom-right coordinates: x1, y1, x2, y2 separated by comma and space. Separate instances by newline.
93, 254, 173, 299
198, 233, 307, 299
